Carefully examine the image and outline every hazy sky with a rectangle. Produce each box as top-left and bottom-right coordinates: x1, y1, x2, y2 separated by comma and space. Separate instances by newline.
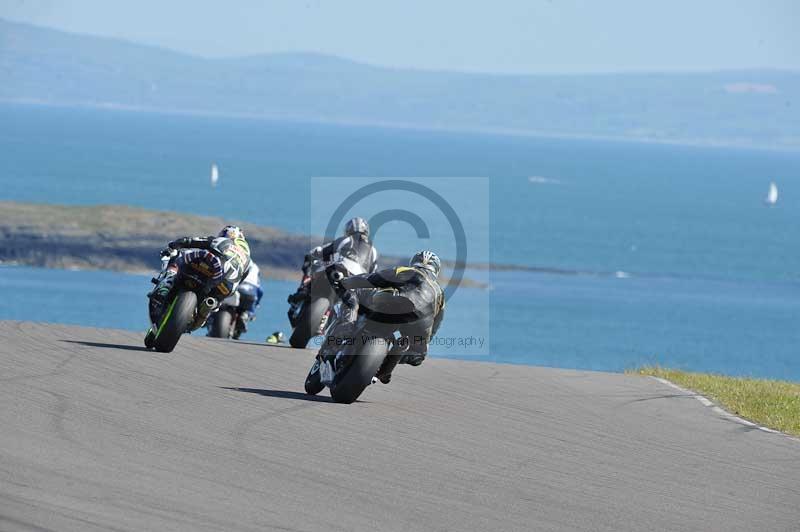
1, 0, 798, 73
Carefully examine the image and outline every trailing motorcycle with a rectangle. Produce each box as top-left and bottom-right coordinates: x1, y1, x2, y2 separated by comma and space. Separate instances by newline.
304, 272, 413, 403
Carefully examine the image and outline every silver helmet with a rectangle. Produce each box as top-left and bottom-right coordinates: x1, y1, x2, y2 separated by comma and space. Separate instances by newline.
344, 217, 369, 238
410, 250, 441, 278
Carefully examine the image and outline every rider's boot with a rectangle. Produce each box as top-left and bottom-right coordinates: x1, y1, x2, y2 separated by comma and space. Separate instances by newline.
148, 267, 177, 304
144, 327, 156, 349
238, 311, 251, 334
374, 338, 409, 384
287, 288, 306, 304
287, 287, 307, 326
399, 351, 426, 366
287, 282, 309, 312
375, 353, 403, 384
266, 331, 284, 344
147, 268, 178, 328
314, 329, 337, 386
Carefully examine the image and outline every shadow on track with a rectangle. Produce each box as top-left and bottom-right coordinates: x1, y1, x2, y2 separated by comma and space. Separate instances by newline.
224, 340, 298, 350
60, 340, 149, 352
220, 387, 334, 403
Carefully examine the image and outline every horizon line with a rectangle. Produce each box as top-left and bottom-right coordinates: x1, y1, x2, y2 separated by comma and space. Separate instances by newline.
3, 98, 798, 154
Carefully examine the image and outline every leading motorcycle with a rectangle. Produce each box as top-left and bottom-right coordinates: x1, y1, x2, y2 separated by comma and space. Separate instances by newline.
144, 251, 226, 352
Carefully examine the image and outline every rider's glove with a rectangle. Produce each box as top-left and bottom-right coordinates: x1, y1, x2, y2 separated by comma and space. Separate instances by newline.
159, 247, 175, 258
400, 352, 426, 366
168, 237, 193, 249
325, 264, 347, 293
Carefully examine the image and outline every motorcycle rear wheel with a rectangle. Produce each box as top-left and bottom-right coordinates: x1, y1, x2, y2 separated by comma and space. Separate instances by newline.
289, 296, 329, 348
152, 291, 197, 353
329, 335, 388, 404
209, 308, 234, 339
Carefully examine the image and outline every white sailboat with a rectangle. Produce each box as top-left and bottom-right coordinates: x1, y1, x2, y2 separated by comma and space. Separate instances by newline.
210, 163, 219, 187
765, 181, 778, 206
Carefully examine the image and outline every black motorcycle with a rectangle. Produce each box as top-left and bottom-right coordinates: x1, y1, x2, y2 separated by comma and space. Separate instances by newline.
304, 276, 414, 403
144, 251, 223, 352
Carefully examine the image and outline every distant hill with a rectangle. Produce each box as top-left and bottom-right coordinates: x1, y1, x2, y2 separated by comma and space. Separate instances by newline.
1, 18, 799, 149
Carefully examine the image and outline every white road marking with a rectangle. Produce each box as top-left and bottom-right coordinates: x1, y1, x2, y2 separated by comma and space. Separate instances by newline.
650, 376, 798, 441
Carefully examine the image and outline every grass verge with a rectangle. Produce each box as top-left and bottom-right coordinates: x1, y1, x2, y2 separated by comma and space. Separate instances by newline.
630, 367, 800, 437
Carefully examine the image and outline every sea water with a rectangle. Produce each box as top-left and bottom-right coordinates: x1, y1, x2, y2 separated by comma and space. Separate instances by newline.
1, 104, 799, 379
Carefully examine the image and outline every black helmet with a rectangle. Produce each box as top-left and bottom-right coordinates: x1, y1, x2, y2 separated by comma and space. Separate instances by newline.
344, 217, 369, 238
410, 250, 441, 278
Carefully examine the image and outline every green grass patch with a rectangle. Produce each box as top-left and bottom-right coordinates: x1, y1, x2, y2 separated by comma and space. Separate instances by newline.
630, 367, 800, 437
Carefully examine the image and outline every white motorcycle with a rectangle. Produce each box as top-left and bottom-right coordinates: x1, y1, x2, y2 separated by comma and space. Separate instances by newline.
288, 256, 366, 348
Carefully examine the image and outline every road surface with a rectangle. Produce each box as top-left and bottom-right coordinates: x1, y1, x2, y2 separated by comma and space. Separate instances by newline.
1, 321, 798, 531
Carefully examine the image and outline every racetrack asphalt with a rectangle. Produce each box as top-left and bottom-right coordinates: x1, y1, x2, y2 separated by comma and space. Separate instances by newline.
1, 321, 798, 532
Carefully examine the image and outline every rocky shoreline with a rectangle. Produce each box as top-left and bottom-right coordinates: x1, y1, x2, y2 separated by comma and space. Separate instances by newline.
0, 201, 311, 281
0, 201, 488, 287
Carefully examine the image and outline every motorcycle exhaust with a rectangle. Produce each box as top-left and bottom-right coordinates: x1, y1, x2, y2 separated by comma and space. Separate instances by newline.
196, 297, 218, 324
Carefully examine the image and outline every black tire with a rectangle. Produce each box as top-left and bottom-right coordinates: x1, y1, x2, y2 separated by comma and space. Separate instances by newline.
304, 359, 325, 396
289, 296, 330, 348
329, 336, 388, 404
209, 308, 234, 339
152, 291, 197, 353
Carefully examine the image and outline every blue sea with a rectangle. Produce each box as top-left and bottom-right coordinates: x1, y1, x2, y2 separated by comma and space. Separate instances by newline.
2, 104, 799, 379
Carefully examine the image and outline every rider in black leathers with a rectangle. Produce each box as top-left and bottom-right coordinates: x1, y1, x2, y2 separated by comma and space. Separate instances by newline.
287, 217, 378, 320
323, 250, 445, 384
